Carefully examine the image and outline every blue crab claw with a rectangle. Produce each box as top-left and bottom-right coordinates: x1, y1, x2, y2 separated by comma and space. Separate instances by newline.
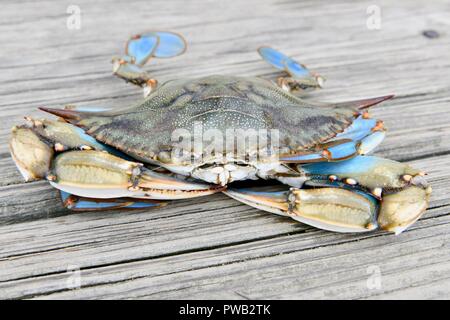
378, 186, 430, 235
48, 150, 224, 200
298, 156, 432, 234
126, 31, 187, 66
9, 126, 53, 181
224, 187, 379, 233
60, 191, 166, 211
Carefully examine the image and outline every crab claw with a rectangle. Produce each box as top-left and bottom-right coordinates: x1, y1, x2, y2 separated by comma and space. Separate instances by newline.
299, 156, 432, 234
227, 158, 431, 234
378, 185, 431, 235
49, 150, 224, 200
9, 126, 54, 181
224, 187, 378, 233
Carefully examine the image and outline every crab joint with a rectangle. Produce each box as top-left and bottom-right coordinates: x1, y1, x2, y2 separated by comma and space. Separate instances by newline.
371, 120, 385, 132
277, 77, 291, 92
344, 178, 358, 185
143, 79, 158, 97
402, 174, 413, 182
46, 174, 57, 181
54, 143, 66, 152
371, 187, 383, 199
321, 149, 332, 160
315, 75, 325, 88
287, 188, 297, 213
328, 175, 338, 181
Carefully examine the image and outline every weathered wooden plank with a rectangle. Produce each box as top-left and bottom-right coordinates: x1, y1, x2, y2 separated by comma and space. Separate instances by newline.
1, 213, 447, 300
0, 0, 449, 300
0, 1, 449, 118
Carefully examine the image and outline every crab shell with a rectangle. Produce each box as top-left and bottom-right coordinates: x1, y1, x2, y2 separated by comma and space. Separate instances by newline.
40, 75, 383, 185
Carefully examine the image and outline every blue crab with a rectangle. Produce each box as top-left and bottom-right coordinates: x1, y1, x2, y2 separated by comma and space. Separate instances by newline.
10, 31, 431, 234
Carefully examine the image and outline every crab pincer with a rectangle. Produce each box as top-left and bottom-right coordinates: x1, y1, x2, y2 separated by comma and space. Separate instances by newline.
10, 124, 224, 202
47, 150, 224, 200
225, 187, 379, 232
9, 126, 54, 181
226, 156, 431, 234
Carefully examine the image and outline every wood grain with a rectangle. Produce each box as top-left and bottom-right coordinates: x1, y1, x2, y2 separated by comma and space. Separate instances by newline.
0, 0, 449, 299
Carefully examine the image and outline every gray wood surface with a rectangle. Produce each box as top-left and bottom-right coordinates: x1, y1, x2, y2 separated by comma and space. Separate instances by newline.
0, 0, 449, 299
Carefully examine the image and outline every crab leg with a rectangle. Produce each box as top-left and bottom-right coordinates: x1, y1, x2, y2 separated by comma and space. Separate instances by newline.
112, 31, 187, 97
258, 46, 324, 93
277, 94, 392, 163
112, 56, 156, 92
48, 150, 224, 200
59, 191, 166, 211
280, 112, 388, 163
9, 126, 54, 181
